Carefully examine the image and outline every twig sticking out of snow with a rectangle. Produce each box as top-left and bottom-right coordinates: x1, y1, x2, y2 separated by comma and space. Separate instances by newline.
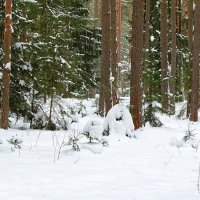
198, 162, 200, 193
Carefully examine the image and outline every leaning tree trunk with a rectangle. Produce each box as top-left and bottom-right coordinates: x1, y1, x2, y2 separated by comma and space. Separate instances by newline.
160, 0, 169, 111
1, 0, 12, 129
99, 0, 111, 116
190, 0, 200, 122
130, 0, 143, 130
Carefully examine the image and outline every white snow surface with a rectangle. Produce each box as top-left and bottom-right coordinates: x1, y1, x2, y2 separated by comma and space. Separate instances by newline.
0, 101, 200, 200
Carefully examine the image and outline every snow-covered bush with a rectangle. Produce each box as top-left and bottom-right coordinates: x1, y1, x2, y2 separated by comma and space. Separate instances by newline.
67, 133, 81, 151
82, 116, 104, 142
143, 103, 163, 127
31, 99, 71, 130
103, 104, 134, 137
176, 103, 187, 119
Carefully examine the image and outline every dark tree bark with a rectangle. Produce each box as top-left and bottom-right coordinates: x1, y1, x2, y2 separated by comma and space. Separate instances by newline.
1, 0, 12, 129
170, 0, 177, 114
117, 0, 122, 62
99, 0, 111, 116
160, 0, 169, 111
130, 0, 143, 130
187, 0, 193, 53
190, 0, 200, 122
186, 0, 194, 117
110, 0, 118, 106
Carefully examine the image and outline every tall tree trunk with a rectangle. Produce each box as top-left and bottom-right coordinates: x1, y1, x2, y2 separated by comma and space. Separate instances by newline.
144, 0, 150, 95
130, 0, 143, 130
190, 0, 200, 122
160, 0, 169, 111
117, 0, 122, 62
187, 0, 193, 53
170, 0, 177, 114
0, 1, 3, 48
110, 0, 118, 106
186, 0, 194, 117
22, 5, 28, 43
99, 0, 111, 116
1, 0, 12, 129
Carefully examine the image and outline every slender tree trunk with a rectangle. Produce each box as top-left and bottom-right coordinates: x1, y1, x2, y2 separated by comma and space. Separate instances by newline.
110, 0, 118, 106
186, 0, 194, 117
170, 0, 177, 114
1, 0, 12, 129
0, 2, 3, 49
22, 5, 28, 43
99, 0, 111, 116
187, 0, 193, 53
117, 0, 122, 62
144, 0, 150, 95
130, 0, 143, 130
47, 94, 54, 129
190, 0, 200, 122
160, 0, 169, 111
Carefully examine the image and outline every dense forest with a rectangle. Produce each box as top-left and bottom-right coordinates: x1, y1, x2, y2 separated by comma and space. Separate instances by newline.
0, 0, 200, 130
1, 1, 200, 199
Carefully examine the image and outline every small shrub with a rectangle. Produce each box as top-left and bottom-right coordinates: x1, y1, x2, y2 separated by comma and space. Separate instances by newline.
67, 133, 81, 151
183, 124, 196, 142
7, 136, 23, 151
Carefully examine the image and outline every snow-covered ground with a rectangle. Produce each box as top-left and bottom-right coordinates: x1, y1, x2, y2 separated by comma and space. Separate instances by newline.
0, 102, 200, 200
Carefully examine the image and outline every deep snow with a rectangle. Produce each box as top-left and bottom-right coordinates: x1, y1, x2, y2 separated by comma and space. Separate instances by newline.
0, 102, 200, 200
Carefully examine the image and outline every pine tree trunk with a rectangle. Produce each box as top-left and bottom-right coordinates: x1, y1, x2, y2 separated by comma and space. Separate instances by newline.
0, 2, 3, 49
190, 0, 200, 122
110, 0, 118, 106
99, 0, 111, 116
187, 0, 193, 53
170, 0, 177, 114
186, 0, 194, 117
160, 0, 169, 111
130, 0, 143, 130
1, 0, 12, 129
117, 0, 122, 62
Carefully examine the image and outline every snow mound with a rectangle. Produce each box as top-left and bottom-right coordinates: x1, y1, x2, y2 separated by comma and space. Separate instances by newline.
81, 143, 103, 154
170, 137, 184, 148
104, 104, 134, 137
82, 116, 104, 141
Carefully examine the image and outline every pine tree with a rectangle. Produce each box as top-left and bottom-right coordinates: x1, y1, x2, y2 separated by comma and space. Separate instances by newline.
170, 0, 177, 114
110, 0, 118, 106
143, 0, 163, 127
186, 0, 193, 117
99, 0, 111, 116
130, 0, 143, 130
1, 0, 12, 129
190, 0, 200, 122
160, 0, 169, 111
